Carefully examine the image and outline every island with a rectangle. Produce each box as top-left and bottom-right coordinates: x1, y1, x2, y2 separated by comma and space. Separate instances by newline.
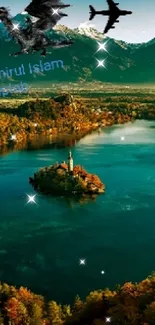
29, 150, 105, 195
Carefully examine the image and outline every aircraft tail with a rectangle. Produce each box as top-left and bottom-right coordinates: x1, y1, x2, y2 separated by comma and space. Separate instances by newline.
89, 5, 96, 20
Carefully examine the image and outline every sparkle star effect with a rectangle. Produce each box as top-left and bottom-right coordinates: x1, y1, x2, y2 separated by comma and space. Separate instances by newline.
105, 317, 111, 323
83, 30, 109, 82
52, 8, 60, 16
97, 59, 105, 67
26, 194, 37, 205
10, 134, 16, 141
12, 23, 20, 31
96, 59, 107, 69
96, 41, 109, 54
79, 259, 86, 265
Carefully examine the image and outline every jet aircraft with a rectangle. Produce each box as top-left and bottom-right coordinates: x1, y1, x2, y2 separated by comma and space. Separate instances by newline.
89, 0, 132, 34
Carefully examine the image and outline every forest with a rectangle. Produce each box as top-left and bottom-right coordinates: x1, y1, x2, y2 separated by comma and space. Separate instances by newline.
0, 94, 133, 148
1, 92, 155, 153
0, 273, 155, 324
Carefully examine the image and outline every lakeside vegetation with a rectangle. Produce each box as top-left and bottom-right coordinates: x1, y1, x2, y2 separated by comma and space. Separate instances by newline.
0, 274, 155, 324
1, 87, 155, 323
0, 93, 132, 149
1, 89, 155, 153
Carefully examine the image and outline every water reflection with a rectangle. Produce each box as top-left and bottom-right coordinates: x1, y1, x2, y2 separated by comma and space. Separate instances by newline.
0, 135, 78, 157
30, 186, 99, 206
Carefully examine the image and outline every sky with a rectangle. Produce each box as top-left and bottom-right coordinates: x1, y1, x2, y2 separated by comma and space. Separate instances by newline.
3, 0, 155, 43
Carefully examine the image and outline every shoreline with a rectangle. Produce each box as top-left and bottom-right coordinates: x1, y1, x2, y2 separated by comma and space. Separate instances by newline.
0, 120, 131, 156
1, 92, 155, 155
0, 94, 134, 153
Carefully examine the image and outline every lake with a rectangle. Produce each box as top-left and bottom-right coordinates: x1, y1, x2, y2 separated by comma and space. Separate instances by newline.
0, 119, 155, 304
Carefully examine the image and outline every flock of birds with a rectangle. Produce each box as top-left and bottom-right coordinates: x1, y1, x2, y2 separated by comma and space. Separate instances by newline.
0, 0, 132, 57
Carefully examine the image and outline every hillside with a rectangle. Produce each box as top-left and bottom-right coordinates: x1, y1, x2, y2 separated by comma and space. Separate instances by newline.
0, 93, 134, 149
0, 15, 155, 84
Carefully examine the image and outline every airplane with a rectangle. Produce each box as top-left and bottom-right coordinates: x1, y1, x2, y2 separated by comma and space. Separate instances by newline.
89, 0, 132, 34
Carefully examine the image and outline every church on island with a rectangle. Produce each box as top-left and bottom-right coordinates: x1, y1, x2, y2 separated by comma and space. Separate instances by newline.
29, 149, 105, 195
57, 150, 74, 174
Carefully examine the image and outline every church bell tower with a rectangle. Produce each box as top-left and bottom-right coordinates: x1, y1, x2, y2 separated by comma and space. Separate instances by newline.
68, 150, 73, 172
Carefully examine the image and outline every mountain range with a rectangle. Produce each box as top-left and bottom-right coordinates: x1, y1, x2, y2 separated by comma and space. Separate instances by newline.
0, 13, 155, 85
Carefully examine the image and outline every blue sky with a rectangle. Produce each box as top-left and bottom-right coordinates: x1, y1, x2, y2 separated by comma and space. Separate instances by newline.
3, 0, 155, 43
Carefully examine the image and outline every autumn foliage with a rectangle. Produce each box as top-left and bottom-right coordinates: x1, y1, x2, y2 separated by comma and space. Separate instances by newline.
30, 162, 105, 196
0, 274, 155, 324
0, 92, 150, 149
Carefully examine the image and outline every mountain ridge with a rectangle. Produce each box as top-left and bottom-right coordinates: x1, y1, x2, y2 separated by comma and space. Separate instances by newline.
0, 14, 155, 84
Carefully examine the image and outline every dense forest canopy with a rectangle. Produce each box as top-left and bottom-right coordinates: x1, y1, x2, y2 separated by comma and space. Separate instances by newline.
0, 274, 155, 324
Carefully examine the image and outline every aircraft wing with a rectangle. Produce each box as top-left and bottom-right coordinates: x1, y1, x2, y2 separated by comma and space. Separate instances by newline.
25, 0, 70, 18
107, 0, 119, 10
103, 12, 119, 34
24, 0, 70, 31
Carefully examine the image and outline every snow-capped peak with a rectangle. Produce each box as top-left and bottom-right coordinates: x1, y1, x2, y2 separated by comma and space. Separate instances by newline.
77, 21, 104, 40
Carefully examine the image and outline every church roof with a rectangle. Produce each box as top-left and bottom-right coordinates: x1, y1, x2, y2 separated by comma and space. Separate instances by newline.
59, 162, 68, 170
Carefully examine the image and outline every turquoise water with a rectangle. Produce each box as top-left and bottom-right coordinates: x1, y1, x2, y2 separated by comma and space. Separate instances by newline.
0, 119, 155, 303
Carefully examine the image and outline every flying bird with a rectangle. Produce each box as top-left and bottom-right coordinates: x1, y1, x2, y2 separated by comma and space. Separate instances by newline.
0, 0, 73, 56
89, 0, 132, 34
